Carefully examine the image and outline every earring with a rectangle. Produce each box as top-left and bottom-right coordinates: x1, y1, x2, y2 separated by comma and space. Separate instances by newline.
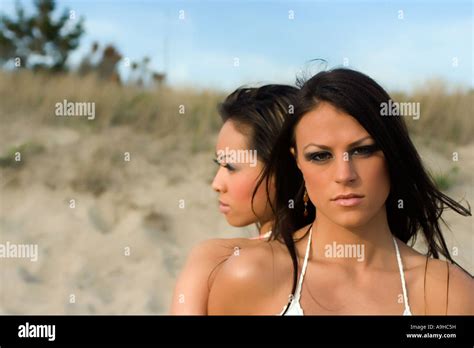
303, 188, 309, 217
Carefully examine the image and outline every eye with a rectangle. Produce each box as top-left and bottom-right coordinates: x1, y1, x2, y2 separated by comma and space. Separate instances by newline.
224, 163, 236, 172
350, 145, 379, 157
305, 151, 332, 162
213, 158, 236, 172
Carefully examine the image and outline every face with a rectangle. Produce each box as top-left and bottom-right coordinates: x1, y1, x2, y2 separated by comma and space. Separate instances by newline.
293, 102, 390, 229
212, 120, 275, 227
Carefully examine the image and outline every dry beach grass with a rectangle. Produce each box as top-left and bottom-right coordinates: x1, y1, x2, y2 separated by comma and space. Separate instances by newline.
0, 70, 472, 314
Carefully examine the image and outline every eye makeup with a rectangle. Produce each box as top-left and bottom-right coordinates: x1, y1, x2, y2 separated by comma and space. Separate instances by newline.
348, 144, 380, 157
213, 157, 237, 172
303, 144, 380, 163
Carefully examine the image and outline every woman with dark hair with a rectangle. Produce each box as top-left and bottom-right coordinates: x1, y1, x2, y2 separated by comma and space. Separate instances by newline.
170, 84, 298, 314
261, 68, 473, 315
211, 85, 298, 239
174, 68, 472, 315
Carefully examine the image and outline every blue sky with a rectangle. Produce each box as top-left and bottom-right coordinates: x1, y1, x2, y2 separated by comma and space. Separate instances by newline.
1, 0, 472, 92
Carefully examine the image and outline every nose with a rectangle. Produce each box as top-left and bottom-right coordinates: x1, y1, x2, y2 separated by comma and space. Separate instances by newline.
212, 166, 227, 193
334, 152, 358, 184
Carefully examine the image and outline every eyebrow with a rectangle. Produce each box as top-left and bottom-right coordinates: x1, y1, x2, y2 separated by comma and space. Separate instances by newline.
214, 153, 229, 159
303, 135, 373, 151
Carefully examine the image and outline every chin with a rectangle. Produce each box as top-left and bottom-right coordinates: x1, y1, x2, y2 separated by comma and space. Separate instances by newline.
330, 212, 372, 229
225, 215, 254, 228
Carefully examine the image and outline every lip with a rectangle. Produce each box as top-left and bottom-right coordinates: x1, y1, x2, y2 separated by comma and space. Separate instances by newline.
218, 200, 231, 214
331, 193, 364, 207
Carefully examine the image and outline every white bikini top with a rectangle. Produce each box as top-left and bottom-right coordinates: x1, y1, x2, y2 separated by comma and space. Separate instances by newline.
280, 227, 412, 315
249, 230, 272, 240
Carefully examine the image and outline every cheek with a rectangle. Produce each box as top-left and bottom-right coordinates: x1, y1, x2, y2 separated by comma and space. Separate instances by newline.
361, 157, 391, 205
299, 164, 332, 205
228, 172, 259, 206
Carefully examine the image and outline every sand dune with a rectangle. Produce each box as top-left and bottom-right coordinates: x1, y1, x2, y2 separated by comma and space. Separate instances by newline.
0, 121, 471, 314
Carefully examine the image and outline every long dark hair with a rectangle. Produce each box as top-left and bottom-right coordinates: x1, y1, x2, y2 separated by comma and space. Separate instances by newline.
206, 84, 299, 290
218, 84, 299, 229
254, 68, 471, 313
218, 84, 299, 164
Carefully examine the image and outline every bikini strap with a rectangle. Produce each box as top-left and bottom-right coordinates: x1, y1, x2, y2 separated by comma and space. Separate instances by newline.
393, 237, 411, 314
294, 227, 313, 301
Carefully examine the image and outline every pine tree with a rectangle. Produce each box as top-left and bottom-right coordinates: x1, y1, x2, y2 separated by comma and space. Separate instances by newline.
0, 0, 84, 71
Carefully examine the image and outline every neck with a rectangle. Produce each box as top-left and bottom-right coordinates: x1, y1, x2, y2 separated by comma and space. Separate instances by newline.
311, 207, 395, 269
259, 220, 273, 236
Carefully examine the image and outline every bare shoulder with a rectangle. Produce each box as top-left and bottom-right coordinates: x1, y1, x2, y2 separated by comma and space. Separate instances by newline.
394, 240, 473, 314
170, 238, 286, 315
172, 225, 310, 315
207, 237, 291, 315
398, 242, 473, 315
170, 236, 281, 314
425, 258, 473, 315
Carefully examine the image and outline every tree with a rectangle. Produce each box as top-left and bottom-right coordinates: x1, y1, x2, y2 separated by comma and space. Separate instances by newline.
0, 0, 84, 71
